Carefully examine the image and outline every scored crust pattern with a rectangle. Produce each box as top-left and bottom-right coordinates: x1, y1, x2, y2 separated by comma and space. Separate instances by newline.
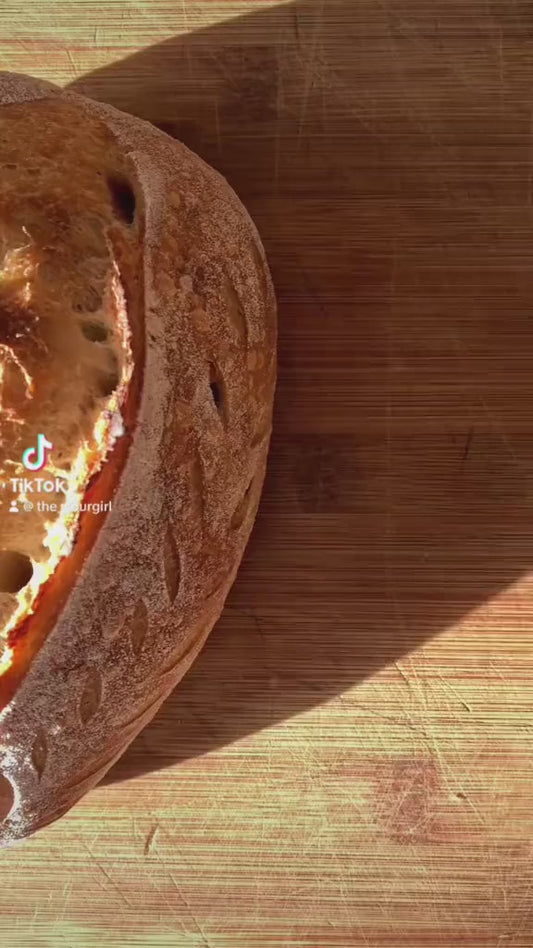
129, 600, 149, 656
78, 667, 103, 726
163, 523, 181, 604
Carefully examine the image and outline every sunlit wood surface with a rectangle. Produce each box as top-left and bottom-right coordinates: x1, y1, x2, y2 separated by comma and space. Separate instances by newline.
1, 1, 532, 945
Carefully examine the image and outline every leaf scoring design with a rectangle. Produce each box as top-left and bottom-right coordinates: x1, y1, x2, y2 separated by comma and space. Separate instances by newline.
79, 667, 103, 724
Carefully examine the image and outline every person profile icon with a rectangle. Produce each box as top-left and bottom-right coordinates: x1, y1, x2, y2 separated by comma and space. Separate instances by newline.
9, 500, 19, 514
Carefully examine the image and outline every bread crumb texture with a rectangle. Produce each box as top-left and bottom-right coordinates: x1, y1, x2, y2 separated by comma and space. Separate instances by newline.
0, 94, 136, 636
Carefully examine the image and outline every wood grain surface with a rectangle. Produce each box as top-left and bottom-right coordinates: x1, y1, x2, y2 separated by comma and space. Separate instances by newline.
1, 1, 533, 945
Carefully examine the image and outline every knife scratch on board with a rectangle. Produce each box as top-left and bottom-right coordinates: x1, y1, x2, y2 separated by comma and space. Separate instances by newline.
448, 327, 519, 467
168, 871, 214, 948
66, 48, 80, 80
144, 823, 160, 855
298, 0, 325, 139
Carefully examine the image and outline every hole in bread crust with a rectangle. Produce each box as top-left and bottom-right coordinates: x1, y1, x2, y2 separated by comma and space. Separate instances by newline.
79, 667, 103, 724
31, 729, 48, 781
163, 523, 181, 603
130, 600, 148, 655
210, 379, 222, 409
0, 775, 15, 821
0, 551, 33, 594
81, 320, 109, 343
231, 479, 254, 530
208, 363, 227, 423
107, 173, 136, 225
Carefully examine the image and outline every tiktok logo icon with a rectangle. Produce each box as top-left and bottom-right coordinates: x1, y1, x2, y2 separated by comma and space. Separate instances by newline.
22, 434, 54, 472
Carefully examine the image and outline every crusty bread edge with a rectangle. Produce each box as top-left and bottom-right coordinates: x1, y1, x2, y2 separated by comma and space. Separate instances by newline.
0, 72, 277, 847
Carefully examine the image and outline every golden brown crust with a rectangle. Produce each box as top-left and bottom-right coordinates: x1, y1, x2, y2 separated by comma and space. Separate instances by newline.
0, 71, 276, 847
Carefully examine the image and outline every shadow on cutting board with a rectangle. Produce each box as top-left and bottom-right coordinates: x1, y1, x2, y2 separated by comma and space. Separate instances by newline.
66, 0, 533, 783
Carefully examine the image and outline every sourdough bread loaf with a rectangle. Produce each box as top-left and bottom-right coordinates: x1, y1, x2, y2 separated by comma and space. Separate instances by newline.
0, 71, 276, 846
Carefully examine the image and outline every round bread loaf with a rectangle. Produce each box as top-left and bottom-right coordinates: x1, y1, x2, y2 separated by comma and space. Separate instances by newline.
0, 71, 276, 847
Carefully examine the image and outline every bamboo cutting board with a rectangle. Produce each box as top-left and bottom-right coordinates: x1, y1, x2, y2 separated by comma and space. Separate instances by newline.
0, 2, 533, 946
